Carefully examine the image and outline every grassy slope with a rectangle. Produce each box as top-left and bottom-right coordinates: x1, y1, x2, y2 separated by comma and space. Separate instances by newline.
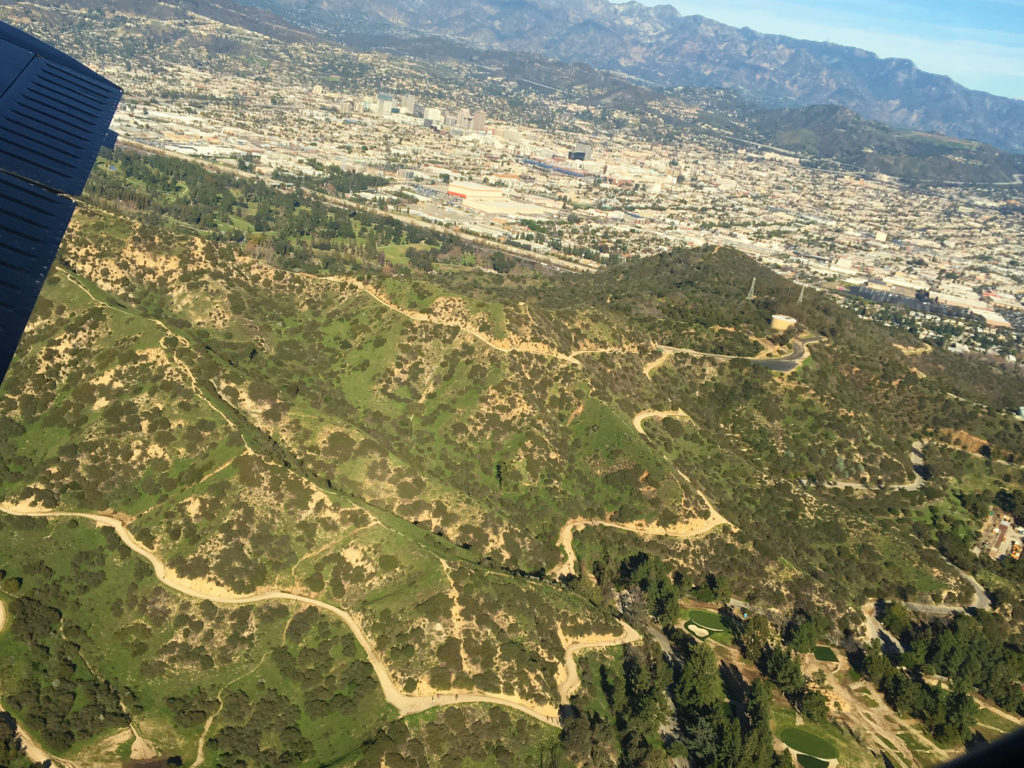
2, 150, 1023, 762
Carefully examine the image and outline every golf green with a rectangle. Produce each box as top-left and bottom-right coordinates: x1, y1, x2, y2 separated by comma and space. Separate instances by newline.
778, 728, 840, 760
813, 646, 839, 663
688, 609, 727, 631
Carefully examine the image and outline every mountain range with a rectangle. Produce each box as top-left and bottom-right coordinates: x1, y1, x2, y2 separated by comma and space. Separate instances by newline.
244, 0, 1024, 153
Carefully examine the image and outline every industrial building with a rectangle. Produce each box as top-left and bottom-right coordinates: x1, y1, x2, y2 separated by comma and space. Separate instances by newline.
447, 181, 504, 202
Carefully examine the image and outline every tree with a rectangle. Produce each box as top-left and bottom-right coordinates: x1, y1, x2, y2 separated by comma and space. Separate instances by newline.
674, 642, 720, 712
784, 612, 829, 654
491, 251, 514, 274
764, 646, 804, 695
798, 690, 830, 723
879, 602, 914, 640
738, 614, 775, 662
623, 643, 670, 734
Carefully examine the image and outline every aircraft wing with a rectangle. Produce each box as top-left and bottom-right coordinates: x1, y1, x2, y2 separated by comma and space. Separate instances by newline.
0, 20, 121, 382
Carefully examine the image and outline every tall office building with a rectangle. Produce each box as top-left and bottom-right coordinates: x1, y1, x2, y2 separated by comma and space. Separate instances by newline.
471, 109, 486, 132
423, 106, 443, 126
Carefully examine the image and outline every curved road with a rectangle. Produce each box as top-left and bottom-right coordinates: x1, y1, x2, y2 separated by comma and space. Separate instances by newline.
0, 504, 648, 731
654, 333, 824, 374
904, 563, 990, 614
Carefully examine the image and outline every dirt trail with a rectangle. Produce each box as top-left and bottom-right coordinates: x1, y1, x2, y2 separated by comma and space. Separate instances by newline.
197, 453, 248, 486
63, 267, 254, 458
570, 347, 621, 358
189, 654, 270, 768
643, 348, 674, 378
809, 652, 925, 767
973, 695, 1024, 727
632, 409, 694, 436
337, 276, 581, 367
551, 510, 733, 580
552, 402, 735, 577
1, 503, 641, 731
128, 724, 157, 761
824, 442, 926, 493
556, 622, 642, 701
860, 601, 904, 653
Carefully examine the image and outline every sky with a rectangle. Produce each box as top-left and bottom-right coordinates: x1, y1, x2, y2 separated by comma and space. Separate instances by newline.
660, 1, 1024, 100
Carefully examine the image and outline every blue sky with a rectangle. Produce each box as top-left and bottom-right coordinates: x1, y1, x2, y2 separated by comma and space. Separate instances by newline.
659, 1, 1024, 99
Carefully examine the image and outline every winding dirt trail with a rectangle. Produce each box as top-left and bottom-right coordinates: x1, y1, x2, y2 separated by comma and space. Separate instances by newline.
551, 510, 733, 580
336, 276, 581, 367
0, 503, 642, 732
557, 623, 642, 701
546, 401, 737, 580
632, 409, 695, 436
643, 348, 674, 378
189, 654, 270, 768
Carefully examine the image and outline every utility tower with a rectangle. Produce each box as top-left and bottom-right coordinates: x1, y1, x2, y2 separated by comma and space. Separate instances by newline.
746, 277, 756, 301
798, 285, 806, 305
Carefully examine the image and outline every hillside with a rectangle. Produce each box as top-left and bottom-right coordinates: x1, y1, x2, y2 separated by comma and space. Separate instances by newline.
245, 0, 1024, 153
0, 148, 1023, 765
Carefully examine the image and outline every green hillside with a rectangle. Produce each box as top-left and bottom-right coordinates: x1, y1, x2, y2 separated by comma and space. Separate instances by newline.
1, 148, 1024, 766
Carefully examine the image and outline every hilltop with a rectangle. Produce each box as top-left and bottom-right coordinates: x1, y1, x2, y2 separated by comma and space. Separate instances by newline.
0, 147, 1023, 765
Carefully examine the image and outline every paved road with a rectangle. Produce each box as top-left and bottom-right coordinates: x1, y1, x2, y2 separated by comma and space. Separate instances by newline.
904, 565, 989, 614
751, 336, 820, 372
958, 567, 992, 610
656, 333, 824, 374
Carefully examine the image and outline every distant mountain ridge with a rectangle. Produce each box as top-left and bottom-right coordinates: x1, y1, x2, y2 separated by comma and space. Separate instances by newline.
245, 0, 1024, 153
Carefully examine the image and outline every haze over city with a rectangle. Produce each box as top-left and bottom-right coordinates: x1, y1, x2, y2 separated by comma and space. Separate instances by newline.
664, 0, 1024, 98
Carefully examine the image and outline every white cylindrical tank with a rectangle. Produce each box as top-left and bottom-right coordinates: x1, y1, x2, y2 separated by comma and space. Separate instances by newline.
771, 314, 798, 333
